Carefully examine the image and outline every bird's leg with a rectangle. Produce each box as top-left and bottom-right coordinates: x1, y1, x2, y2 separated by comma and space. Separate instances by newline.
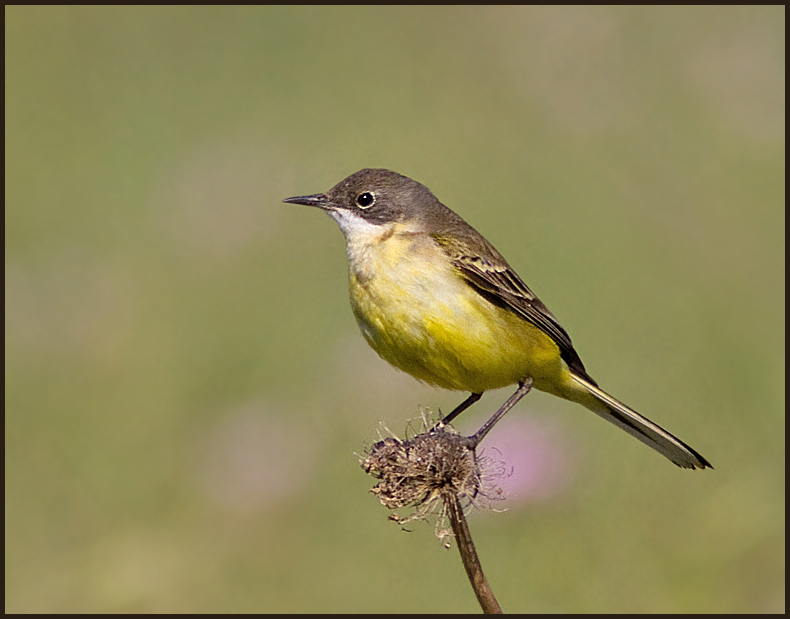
467, 378, 534, 447
438, 392, 483, 428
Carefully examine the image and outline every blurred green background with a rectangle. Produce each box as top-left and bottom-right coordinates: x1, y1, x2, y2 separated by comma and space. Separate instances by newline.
5, 6, 784, 613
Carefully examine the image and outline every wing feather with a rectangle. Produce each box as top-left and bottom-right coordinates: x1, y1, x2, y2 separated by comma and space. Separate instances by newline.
433, 235, 596, 385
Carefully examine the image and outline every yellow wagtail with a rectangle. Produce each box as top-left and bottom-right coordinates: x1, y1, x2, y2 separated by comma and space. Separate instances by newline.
284, 169, 711, 470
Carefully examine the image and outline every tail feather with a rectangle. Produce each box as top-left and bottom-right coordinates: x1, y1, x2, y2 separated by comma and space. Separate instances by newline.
569, 374, 712, 470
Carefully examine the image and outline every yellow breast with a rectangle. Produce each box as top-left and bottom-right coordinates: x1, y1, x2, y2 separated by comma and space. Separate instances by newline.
345, 224, 566, 393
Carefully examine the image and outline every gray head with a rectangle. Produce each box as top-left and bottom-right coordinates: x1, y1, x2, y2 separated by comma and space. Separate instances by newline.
283, 168, 466, 235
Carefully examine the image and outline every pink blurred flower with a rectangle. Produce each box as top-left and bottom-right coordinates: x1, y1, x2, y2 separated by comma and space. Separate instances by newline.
482, 416, 577, 506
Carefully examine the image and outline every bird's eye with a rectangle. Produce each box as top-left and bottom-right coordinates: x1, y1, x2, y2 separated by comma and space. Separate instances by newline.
356, 192, 375, 208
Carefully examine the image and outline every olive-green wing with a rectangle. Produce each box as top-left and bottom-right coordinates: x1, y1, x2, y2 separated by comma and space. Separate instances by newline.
436, 240, 596, 385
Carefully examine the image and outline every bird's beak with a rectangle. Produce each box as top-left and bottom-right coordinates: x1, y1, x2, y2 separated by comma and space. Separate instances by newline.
282, 193, 333, 209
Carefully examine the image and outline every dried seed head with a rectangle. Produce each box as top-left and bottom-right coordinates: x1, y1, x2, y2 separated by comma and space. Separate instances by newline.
360, 412, 506, 541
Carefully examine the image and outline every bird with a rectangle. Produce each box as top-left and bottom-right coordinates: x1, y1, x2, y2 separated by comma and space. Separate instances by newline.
283, 168, 711, 470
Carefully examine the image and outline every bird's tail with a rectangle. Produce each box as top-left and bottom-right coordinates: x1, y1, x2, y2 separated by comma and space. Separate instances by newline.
568, 373, 712, 470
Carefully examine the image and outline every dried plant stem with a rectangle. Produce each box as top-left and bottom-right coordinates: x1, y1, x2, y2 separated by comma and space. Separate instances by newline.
445, 492, 502, 614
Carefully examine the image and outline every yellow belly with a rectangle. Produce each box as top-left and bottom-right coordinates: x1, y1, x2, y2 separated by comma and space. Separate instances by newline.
346, 233, 568, 394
